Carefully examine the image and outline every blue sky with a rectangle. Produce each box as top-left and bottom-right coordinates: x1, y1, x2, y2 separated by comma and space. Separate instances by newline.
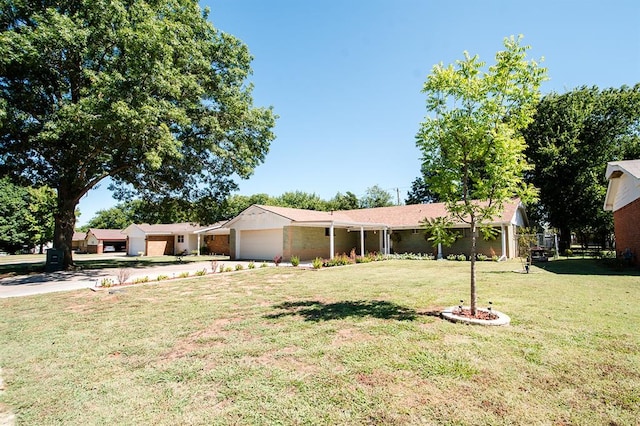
77, 0, 640, 225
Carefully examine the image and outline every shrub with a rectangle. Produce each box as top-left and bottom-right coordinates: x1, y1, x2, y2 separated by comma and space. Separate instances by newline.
260, 262, 268, 268
290, 256, 300, 267
248, 261, 255, 269
491, 255, 499, 262
224, 266, 233, 272
117, 268, 131, 285
387, 253, 433, 261
195, 268, 207, 276
323, 254, 352, 267
447, 254, 457, 261
312, 257, 323, 269
235, 264, 244, 271
274, 255, 283, 266
100, 278, 114, 288
476, 254, 488, 261
565, 249, 573, 257
178, 272, 190, 278
456, 254, 467, 261
134, 276, 150, 283
156, 274, 169, 281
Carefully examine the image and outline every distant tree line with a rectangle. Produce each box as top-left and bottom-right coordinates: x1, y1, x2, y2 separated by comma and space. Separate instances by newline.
79, 184, 399, 230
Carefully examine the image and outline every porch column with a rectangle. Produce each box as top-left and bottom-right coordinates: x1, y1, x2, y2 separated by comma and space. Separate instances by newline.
501, 225, 507, 260
197, 233, 201, 256
383, 228, 388, 255
360, 226, 365, 256
329, 224, 335, 259
437, 243, 443, 259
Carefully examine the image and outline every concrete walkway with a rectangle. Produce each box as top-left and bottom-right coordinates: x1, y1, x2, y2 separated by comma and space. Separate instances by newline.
0, 260, 265, 299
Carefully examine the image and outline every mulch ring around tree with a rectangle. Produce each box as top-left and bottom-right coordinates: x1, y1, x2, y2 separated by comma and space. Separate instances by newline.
440, 306, 511, 326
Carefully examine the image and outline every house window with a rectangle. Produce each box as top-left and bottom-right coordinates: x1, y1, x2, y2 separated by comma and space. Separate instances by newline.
412, 229, 420, 234
177, 235, 184, 243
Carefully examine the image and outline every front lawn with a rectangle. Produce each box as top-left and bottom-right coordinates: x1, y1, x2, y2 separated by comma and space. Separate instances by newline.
1, 259, 638, 425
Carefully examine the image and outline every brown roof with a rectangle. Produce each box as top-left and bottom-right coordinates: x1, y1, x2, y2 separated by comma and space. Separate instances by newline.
133, 223, 203, 234
254, 199, 522, 228
87, 229, 127, 241
72, 231, 87, 241
254, 205, 355, 223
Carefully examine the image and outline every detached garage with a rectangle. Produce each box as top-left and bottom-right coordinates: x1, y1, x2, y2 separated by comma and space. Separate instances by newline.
85, 229, 127, 253
122, 222, 230, 256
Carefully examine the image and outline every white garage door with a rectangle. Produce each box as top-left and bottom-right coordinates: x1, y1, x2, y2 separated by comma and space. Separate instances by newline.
128, 237, 146, 256
239, 229, 282, 260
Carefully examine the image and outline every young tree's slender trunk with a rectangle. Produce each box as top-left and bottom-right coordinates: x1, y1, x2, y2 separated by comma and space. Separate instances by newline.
53, 187, 79, 270
470, 217, 477, 316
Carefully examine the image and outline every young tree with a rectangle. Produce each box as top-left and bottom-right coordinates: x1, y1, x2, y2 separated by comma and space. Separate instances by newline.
0, 1, 276, 268
416, 36, 546, 315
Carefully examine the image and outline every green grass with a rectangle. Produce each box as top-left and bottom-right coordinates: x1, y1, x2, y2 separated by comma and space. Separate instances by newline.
1, 259, 639, 425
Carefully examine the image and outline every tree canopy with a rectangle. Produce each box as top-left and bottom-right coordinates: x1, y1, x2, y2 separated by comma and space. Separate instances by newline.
523, 85, 640, 251
0, 0, 276, 268
416, 35, 546, 314
0, 178, 55, 253
405, 175, 439, 205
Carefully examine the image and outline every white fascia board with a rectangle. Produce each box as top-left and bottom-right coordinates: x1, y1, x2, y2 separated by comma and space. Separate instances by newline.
293, 220, 389, 230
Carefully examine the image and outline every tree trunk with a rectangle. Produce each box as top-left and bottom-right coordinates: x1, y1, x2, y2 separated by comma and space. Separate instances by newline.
558, 226, 571, 254
53, 188, 79, 270
470, 219, 477, 316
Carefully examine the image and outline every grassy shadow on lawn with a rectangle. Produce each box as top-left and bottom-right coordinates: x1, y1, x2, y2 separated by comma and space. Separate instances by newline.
266, 300, 418, 322
0, 255, 225, 277
532, 258, 640, 276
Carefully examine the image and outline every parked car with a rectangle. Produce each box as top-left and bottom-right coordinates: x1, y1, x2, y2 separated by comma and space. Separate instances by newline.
104, 246, 116, 252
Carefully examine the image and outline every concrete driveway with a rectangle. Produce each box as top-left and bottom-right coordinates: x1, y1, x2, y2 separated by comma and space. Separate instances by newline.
0, 259, 264, 299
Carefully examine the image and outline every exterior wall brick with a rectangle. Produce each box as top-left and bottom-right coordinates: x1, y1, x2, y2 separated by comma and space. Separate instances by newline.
613, 197, 640, 264
392, 227, 505, 259
283, 227, 389, 261
392, 230, 435, 255
204, 235, 230, 255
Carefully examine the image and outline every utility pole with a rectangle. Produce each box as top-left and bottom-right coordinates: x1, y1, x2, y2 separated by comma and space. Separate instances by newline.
396, 188, 400, 205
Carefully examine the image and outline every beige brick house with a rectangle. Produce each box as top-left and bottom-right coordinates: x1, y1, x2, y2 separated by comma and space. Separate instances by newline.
225, 199, 527, 262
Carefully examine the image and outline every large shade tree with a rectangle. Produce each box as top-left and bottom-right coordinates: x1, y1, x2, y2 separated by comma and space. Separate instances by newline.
416, 36, 546, 315
523, 85, 640, 252
0, 0, 276, 268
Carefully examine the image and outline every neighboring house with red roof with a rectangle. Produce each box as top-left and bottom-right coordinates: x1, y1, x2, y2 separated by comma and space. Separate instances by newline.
72, 231, 87, 253
225, 199, 527, 261
604, 159, 640, 264
122, 222, 229, 256
85, 229, 127, 254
